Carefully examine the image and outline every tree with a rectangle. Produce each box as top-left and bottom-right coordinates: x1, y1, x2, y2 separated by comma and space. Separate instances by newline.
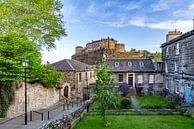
93, 61, 118, 126
0, 0, 66, 50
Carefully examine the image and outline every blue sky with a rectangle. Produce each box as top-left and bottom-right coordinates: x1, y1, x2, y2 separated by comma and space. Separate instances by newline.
42, 0, 194, 63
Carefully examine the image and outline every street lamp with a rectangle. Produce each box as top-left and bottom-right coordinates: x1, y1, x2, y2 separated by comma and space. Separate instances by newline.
22, 59, 29, 125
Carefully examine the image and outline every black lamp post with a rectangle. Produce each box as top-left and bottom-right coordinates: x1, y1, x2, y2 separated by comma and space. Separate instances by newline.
22, 59, 29, 125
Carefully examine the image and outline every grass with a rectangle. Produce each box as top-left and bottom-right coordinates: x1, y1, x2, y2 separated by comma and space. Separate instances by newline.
74, 115, 194, 129
136, 95, 169, 109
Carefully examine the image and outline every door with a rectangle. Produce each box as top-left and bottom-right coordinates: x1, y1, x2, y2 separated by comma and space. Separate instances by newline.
128, 74, 133, 87
186, 86, 191, 104
64, 86, 69, 98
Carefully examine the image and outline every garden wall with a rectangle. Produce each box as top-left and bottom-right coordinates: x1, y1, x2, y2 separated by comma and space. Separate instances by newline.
6, 82, 70, 118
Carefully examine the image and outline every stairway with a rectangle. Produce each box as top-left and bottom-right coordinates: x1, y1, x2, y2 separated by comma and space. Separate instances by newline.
128, 87, 137, 96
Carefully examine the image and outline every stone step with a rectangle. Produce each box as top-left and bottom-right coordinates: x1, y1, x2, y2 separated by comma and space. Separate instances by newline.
128, 87, 137, 96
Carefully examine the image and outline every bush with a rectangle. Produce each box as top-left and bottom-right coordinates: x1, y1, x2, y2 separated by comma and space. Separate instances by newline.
120, 98, 131, 109
168, 101, 177, 109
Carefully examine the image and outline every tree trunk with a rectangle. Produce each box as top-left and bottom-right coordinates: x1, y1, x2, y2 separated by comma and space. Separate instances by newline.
102, 110, 106, 126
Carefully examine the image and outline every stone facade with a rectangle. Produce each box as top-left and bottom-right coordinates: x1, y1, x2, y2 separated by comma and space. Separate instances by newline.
52, 59, 96, 100
161, 29, 194, 104
6, 82, 69, 118
106, 58, 164, 95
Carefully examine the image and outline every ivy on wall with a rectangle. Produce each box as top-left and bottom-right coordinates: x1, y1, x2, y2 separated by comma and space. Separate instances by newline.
0, 82, 15, 118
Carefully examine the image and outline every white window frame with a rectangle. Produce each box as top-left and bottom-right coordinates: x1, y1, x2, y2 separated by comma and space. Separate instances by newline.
139, 62, 144, 68
166, 47, 169, 56
128, 62, 132, 67
174, 62, 177, 72
165, 62, 168, 73
166, 80, 169, 89
175, 43, 180, 55
137, 75, 143, 84
149, 75, 154, 84
118, 74, 124, 82
115, 62, 119, 67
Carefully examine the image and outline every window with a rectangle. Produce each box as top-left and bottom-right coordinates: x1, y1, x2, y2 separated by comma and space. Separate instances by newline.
175, 43, 180, 55
115, 62, 119, 67
166, 47, 169, 56
137, 75, 143, 84
166, 80, 169, 89
85, 72, 88, 80
175, 80, 180, 94
79, 73, 82, 82
174, 62, 177, 72
149, 75, 154, 84
118, 74, 123, 82
90, 72, 92, 79
139, 62, 144, 68
128, 62, 132, 67
165, 62, 168, 73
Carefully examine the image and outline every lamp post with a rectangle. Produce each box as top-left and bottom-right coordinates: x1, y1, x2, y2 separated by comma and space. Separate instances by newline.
22, 59, 29, 125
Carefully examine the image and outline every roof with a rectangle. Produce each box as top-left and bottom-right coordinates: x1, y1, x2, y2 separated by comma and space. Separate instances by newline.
161, 29, 194, 47
106, 58, 156, 72
52, 59, 93, 72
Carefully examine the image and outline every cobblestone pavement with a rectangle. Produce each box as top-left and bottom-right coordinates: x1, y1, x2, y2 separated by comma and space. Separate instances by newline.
0, 102, 85, 129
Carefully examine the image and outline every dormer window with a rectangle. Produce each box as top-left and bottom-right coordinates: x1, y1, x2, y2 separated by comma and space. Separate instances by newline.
115, 62, 119, 67
128, 62, 132, 67
139, 62, 144, 68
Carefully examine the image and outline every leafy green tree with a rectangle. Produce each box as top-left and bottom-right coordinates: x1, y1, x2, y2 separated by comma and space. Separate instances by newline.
153, 53, 162, 61
0, 0, 66, 49
94, 61, 118, 126
0, 33, 41, 82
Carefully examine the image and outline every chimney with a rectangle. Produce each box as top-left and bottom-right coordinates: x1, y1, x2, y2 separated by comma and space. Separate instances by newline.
193, 19, 194, 29
166, 30, 182, 41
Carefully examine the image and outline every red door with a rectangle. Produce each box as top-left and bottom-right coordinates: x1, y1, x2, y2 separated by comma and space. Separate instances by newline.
128, 76, 133, 87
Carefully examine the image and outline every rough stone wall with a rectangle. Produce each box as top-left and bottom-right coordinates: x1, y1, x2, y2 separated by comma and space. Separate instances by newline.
162, 33, 194, 104
115, 44, 125, 53
63, 70, 96, 99
6, 83, 69, 118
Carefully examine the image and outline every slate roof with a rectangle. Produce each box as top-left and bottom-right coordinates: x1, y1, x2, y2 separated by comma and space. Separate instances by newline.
52, 59, 92, 72
161, 29, 194, 47
106, 58, 156, 72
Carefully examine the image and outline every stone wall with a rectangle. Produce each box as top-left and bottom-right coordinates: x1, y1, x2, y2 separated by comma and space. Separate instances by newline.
162, 30, 194, 104
6, 82, 69, 118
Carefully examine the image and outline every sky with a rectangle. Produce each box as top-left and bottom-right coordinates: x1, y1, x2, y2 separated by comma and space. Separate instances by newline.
42, 0, 194, 64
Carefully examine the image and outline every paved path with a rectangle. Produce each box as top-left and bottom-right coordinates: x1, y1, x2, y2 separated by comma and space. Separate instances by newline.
130, 96, 141, 112
0, 102, 85, 129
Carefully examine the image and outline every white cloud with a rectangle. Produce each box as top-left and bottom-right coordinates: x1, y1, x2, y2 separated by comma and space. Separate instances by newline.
87, 3, 98, 16
151, 0, 177, 11
104, 1, 118, 8
72, 19, 82, 23
62, 4, 76, 20
173, 4, 194, 18
126, 2, 141, 11
95, 17, 193, 32
189, 4, 194, 9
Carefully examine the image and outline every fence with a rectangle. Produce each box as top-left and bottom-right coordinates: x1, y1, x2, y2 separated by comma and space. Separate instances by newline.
39, 101, 90, 129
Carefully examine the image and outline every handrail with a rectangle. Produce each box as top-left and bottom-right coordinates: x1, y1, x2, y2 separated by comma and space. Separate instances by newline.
30, 111, 43, 121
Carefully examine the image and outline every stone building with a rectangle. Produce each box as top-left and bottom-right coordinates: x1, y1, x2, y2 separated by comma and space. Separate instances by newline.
106, 58, 163, 95
52, 59, 96, 100
72, 37, 126, 65
161, 29, 194, 104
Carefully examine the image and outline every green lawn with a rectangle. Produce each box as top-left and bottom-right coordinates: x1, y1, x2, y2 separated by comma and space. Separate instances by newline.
136, 95, 169, 109
74, 115, 194, 129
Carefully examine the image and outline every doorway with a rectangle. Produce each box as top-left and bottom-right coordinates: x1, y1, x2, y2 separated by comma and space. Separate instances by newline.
128, 74, 133, 87
64, 86, 69, 98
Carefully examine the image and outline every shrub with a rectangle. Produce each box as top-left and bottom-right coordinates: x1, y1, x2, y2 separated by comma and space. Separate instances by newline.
141, 104, 161, 109
120, 98, 131, 109
168, 101, 177, 109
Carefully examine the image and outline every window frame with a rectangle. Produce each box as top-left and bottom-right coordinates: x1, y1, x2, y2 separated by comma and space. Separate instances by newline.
118, 74, 124, 82
149, 74, 154, 84
137, 74, 143, 84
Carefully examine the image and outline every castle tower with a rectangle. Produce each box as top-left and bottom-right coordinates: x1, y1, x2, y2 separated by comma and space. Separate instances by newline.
115, 43, 125, 53
75, 46, 83, 54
